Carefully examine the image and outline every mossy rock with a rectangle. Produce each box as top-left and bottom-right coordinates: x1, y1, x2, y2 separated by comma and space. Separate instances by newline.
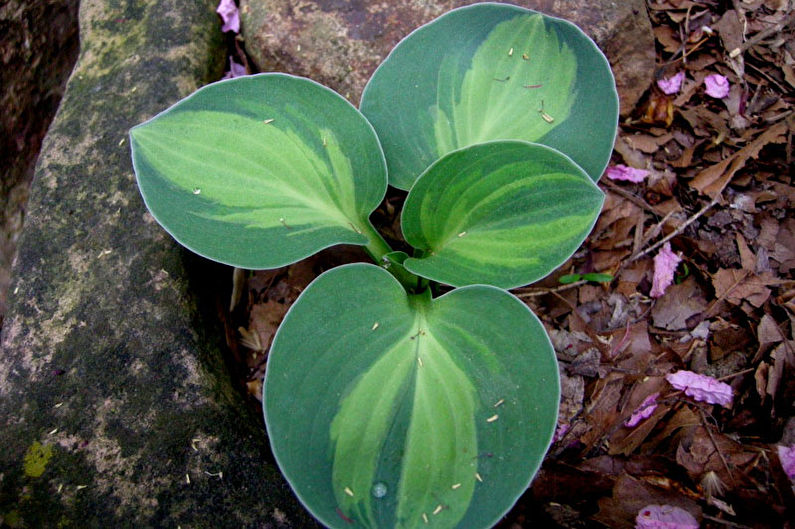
0, 1, 317, 527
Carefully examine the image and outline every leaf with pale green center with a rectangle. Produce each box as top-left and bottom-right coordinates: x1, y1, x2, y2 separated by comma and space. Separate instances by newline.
401, 141, 604, 289
360, 3, 618, 190
264, 264, 559, 529
130, 73, 386, 269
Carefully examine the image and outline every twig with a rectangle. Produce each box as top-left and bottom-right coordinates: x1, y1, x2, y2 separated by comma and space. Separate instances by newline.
601, 181, 662, 216
729, 11, 795, 58
702, 514, 754, 529
698, 408, 736, 484
629, 194, 720, 262
515, 279, 587, 298
716, 367, 755, 382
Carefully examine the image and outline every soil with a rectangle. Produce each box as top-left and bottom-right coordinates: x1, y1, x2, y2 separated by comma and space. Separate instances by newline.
224, 2, 795, 528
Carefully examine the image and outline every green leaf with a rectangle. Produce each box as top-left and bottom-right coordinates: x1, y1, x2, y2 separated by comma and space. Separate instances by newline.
264, 264, 559, 529
581, 272, 614, 283
401, 141, 604, 289
559, 272, 613, 284
360, 3, 618, 190
130, 73, 387, 269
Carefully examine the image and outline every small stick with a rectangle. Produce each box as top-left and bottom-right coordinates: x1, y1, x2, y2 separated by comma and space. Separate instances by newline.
515, 279, 587, 298
629, 194, 720, 262
698, 408, 735, 483
729, 11, 795, 58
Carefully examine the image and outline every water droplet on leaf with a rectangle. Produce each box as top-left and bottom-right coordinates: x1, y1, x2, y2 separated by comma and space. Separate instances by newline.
371, 482, 388, 498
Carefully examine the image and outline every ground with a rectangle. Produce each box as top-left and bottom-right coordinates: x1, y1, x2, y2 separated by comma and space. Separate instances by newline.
225, 1, 794, 528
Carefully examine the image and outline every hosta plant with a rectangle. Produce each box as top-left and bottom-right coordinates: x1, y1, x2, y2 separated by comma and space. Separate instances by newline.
129, 3, 617, 528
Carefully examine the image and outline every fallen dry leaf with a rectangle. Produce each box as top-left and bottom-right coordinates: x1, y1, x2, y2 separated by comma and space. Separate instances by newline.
594, 474, 702, 529
711, 268, 773, 308
676, 426, 756, 483
651, 278, 707, 330
690, 119, 791, 198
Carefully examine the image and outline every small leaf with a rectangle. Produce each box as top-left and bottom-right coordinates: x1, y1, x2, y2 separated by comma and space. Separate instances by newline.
360, 3, 618, 189
559, 272, 613, 284
264, 264, 559, 529
581, 272, 614, 283
130, 74, 387, 269
401, 141, 604, 289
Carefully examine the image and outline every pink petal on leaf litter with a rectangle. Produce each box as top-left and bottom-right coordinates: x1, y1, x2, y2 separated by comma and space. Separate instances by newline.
777, 444, 795, 481
553, 423, 570, 443
217, 0, 240, 33
222, 57, 246, 79
606, 164, 650, 183
625, 393, 660, 427
704, 74, 730, 98
636, 504, 699, 529
657, 71, 685, 95
649, 243, 681, 298
666, 370, 733, 407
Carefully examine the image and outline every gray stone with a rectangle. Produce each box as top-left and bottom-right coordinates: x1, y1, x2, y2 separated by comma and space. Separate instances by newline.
0, 0, 317, 527
240, 0, 655, 116
0, 0, 79, 321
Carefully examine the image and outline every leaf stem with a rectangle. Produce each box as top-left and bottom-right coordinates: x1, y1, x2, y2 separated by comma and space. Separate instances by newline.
360, 221, 393, 262
360, 222, 423, 292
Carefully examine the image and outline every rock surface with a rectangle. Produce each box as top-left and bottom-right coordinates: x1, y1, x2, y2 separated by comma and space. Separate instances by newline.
0, 1, 316, 527
240, 0, 654, 116
0, 0, 79, 321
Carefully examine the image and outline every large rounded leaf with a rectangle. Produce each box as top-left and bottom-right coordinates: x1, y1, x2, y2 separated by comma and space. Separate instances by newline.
130, 73, 387, 269
401, 141, 604, 289
264, 264, 559, 529
360, 3, 618, 190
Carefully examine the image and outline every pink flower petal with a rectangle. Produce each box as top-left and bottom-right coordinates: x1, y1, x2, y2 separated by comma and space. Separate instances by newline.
625, 393, 660, 427
553, 423, 570, 443
222, 57, 246, 79
649, 243, 681, 298
605, 164, 650, 183
666, 370, 733, 407
657, 71, 685, 95
704, 74, 730, 99
217, 0, 240, 33
777, 444, 795, 481
636, 504, 699, 529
